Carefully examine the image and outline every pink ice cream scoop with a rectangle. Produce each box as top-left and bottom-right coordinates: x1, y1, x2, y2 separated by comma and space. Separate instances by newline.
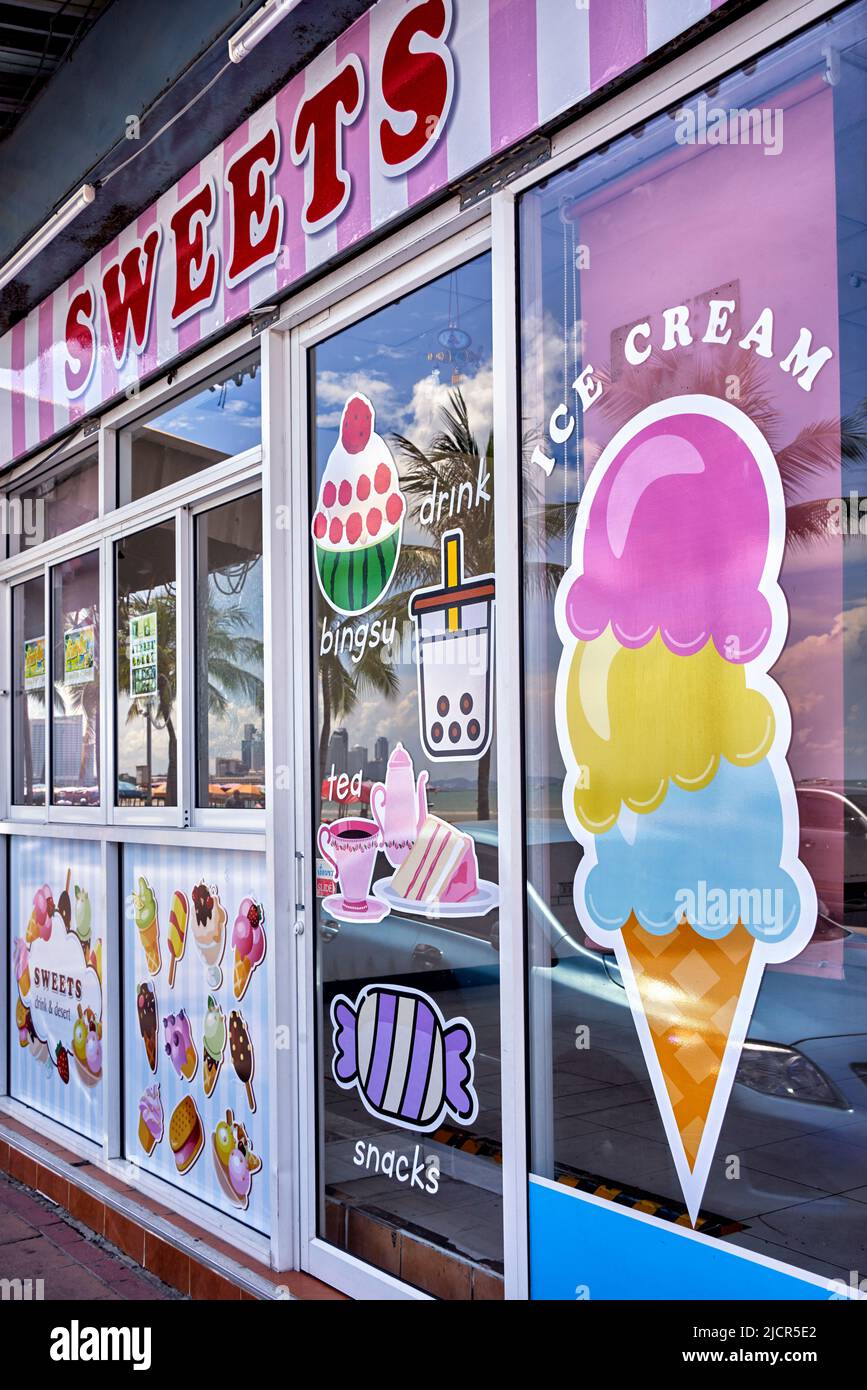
565, 410, 774, 663
232, 899, 265, 967
139, 1084, 163, 1141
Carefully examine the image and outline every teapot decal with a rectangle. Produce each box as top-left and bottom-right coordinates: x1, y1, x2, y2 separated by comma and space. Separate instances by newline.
370, 744, 428, 869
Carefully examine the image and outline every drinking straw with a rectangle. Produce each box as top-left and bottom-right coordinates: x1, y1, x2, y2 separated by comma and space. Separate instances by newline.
444, 532, 462, 631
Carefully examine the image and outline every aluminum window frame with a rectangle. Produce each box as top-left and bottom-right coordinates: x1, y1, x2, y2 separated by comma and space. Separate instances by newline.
290, 214, 494, 1303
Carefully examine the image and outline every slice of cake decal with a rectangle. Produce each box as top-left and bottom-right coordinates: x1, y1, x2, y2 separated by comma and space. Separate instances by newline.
554, 395, 816, 1225
312, 393, 406, 616
371, 744, 498, 919
409, 529, 495, 762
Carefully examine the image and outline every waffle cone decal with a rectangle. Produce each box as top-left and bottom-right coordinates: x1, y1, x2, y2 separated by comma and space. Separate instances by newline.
555, 396, 816, 1223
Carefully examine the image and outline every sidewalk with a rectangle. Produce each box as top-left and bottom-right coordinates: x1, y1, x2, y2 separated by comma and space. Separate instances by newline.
0, 1171, 183, 1301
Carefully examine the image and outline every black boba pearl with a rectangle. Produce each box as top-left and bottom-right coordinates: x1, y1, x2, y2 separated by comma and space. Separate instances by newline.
467, 718, 481, 741
437, 695, 450, 717
448, 722, 461, 743
460, 692, 473, 715
431, 722, 443, 743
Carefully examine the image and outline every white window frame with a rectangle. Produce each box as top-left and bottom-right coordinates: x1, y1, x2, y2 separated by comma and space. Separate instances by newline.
0, 330, 265, 834
287, 214, 498, 1302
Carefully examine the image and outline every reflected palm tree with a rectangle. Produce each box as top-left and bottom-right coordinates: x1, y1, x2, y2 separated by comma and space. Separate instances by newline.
387, 391, 496, 819
522, 343, 867, 598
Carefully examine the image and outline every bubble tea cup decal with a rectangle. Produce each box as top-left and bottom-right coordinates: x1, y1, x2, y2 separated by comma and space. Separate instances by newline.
409, 529, 496, 762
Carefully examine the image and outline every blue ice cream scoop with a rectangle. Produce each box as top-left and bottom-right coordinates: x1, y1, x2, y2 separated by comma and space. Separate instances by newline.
582, 759, 803, 942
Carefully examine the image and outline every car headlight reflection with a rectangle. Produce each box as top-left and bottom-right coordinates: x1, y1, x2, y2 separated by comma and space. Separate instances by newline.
736, 1042, 847, 1107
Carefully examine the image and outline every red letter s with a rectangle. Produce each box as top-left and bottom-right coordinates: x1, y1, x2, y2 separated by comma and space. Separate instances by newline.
379, 0, 454, 177
64, 286, 96, 398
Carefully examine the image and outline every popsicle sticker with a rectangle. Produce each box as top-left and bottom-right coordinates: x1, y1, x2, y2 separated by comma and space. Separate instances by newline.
229, 1009, 256, 1113
555, 395, 816, 1224
331, 983, 478, 1133
166, 890, 188, 988
409, 529, 495, 762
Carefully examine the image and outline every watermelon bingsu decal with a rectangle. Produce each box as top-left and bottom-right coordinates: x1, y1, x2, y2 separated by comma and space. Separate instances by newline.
312, 394, 406, 616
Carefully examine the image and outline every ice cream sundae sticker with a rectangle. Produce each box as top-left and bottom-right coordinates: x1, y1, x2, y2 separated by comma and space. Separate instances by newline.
312, 393, 406, 616
555, 395, 816, 1224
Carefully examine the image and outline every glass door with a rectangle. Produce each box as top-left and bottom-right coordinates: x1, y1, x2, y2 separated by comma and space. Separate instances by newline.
295, 244, 505, 1299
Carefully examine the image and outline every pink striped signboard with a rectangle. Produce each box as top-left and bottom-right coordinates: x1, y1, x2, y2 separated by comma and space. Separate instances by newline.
0, 0, 723, 468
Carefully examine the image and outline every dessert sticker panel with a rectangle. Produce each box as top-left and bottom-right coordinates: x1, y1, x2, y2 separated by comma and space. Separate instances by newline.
9, 837, 104, 1143
122, 844, 270, 1235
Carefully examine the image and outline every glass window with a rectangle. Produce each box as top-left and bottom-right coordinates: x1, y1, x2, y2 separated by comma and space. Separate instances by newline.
51, 551, 100, 807
309, 255, 502, 1298
116, 520, 177, 807
117, 353, 261, 506
195, 492, 265, 809
7, 450, 98, 556
520, 3, 867, 1296
12, 575, 46, 806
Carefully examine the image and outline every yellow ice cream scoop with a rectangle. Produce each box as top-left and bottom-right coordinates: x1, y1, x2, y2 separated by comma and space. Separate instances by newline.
565, 628, 775, 834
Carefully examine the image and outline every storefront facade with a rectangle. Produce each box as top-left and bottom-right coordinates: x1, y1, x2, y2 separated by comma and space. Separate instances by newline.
1, 0, 865, 1300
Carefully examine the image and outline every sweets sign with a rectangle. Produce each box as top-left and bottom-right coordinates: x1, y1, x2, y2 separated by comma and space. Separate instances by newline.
555, 395, 816, 1224
14, 873, 103, 1091
0, 0, 720, 468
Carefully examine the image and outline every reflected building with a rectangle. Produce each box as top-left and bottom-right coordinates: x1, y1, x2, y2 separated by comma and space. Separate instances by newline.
328, 728, 349, 776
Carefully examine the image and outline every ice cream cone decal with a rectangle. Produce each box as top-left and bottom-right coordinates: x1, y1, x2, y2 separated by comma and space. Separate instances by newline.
555, 397, 816, 1223
129, 877, 160, 977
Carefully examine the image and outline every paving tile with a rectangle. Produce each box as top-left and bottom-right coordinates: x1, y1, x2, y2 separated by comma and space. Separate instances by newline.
41, 1263, 124, 1301
741, 1133, 867, 1194
642, 1156, 826, 1222
110, 1275, 168, 1301
721, 1230, 851, 1285
748, 1194, 867, 1270
42, 1220, 89, 1249
0, 1211, 38, 1243
0, 1238, 77, 1279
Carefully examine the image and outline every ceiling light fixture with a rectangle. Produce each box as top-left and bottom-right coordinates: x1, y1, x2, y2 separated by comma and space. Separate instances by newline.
0, 184, 96, 293
228, 0, 305, 64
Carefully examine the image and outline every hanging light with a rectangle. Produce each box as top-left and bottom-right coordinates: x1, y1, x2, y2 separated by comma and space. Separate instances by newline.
0, 185, 95, 292
228, 0, 305, 64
